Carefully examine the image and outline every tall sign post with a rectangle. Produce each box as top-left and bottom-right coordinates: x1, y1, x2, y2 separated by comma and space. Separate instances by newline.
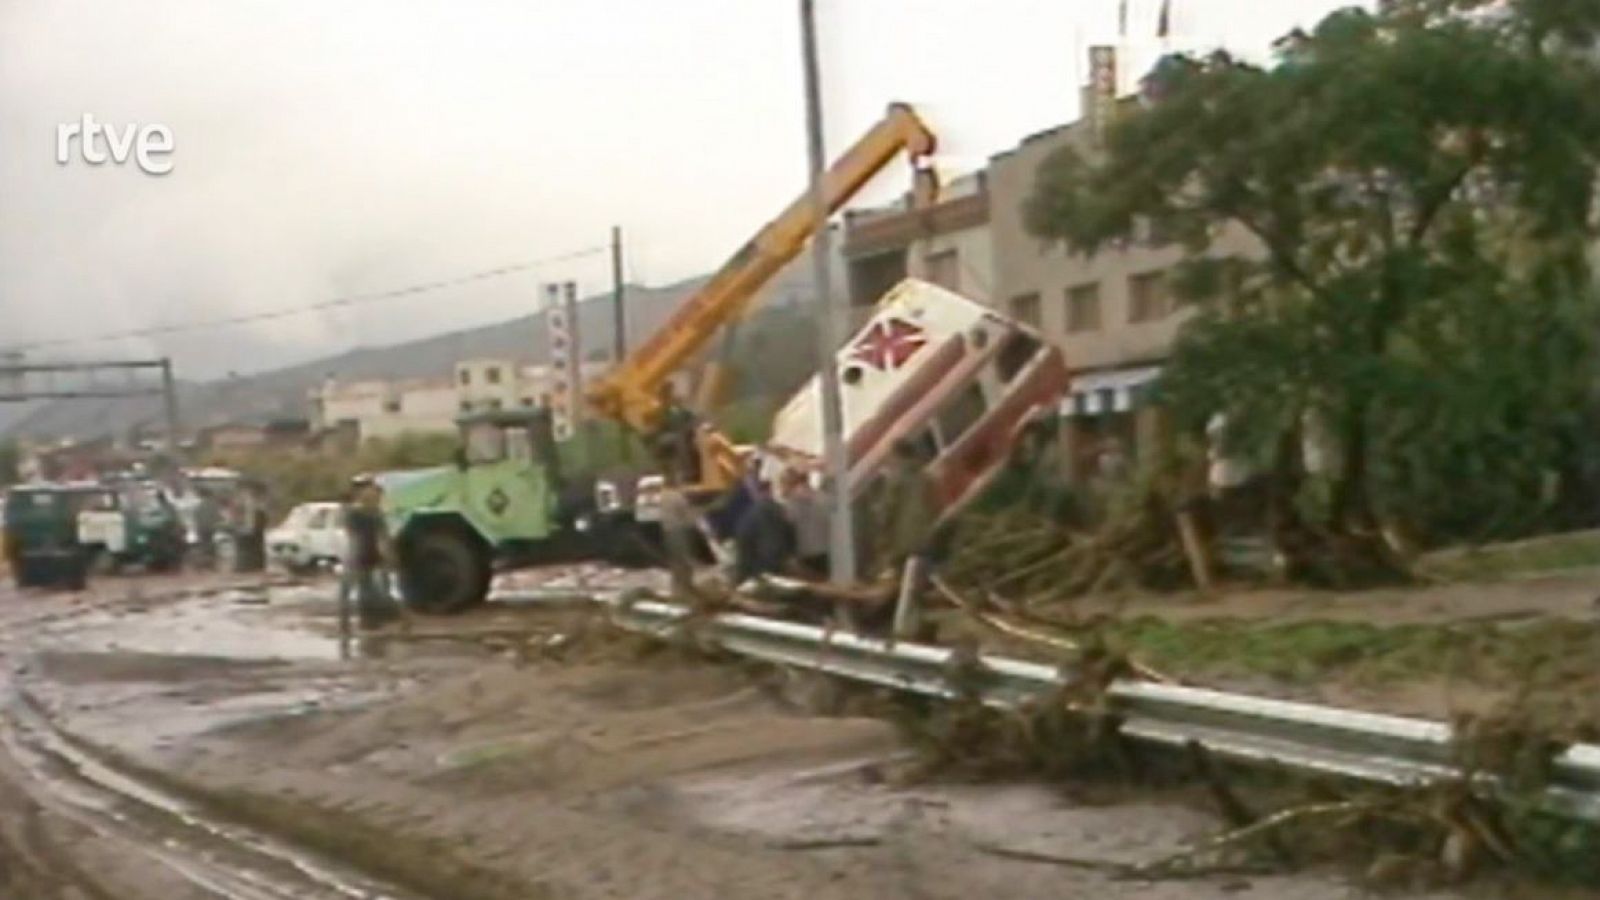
1088, 45, 1118, 146
544, 283, 578, 443
561, 281, 589, 460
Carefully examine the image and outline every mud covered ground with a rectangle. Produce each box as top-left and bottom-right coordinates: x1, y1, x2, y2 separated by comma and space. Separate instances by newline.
1, 569, 1594, 898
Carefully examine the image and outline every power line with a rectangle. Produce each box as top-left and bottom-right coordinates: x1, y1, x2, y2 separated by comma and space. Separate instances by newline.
4, 244, 609, 353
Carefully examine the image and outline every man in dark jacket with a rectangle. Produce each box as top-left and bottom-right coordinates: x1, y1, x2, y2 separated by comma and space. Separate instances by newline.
653, 382, 699, 486
732, 479, 796, 587
342, 476, 397, 629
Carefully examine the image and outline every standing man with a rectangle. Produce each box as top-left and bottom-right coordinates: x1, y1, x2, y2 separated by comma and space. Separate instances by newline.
232, 480, 270, 573
732, 478, 797, 587
191, 488, 221, 570
658, 472, 698, 599
529, 393, 562, 487
875, 440, 943, 639
342, 475, 398, 629
653, 382, 699, 487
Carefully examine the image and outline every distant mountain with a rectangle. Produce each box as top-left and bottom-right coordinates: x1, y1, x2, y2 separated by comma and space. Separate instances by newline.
2, 242, 841, 442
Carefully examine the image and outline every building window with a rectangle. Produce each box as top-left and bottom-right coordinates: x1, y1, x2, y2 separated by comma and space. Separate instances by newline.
1009, 292, 1041, 328
458, 369, 471, 386
521, 397, 535, 407
486, 366, 502, 384
924, 249, 959, 292
487, 399, 502, 411
1066, 282, 1102, 332
383, 399, 401, 414
1128, 271, 1170, 323
459, 400, 472, 413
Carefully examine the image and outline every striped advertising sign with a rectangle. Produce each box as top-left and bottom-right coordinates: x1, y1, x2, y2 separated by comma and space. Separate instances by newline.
545, 282, 583, 441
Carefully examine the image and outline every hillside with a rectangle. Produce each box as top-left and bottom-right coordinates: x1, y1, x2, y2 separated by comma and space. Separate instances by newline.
3, 243, 840, 442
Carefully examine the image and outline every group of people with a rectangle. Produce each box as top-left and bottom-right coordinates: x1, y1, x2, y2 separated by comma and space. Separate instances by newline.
728, 466, 830, 586
185, 480, 270, 572
663, 436, 943, 636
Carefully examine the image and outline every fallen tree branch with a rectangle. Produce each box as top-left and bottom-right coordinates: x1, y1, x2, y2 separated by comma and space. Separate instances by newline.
929, 576, 1177, 685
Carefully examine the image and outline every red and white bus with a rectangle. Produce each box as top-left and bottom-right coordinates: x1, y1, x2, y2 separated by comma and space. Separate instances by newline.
766, 277, 1070, 519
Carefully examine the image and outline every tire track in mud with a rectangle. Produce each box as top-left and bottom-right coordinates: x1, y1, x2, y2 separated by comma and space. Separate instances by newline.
0, 575, 391, 898
0, 673, 423, 900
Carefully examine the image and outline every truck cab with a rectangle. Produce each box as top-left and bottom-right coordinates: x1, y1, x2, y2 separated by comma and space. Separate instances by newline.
78, 479, 187, 573
3, 482, 108, 589
383, 407, 604, 613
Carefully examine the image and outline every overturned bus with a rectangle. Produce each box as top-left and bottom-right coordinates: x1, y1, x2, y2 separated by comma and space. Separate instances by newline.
761, 277, 1069, 558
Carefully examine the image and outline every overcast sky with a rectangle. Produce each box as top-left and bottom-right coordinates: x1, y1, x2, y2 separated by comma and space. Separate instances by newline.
0, 0, 1359, 379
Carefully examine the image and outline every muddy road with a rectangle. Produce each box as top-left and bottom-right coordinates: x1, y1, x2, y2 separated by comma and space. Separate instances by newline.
0, 572, 1526, 898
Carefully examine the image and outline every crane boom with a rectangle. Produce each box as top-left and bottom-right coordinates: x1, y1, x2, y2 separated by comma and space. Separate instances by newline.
586, 102, 937, 436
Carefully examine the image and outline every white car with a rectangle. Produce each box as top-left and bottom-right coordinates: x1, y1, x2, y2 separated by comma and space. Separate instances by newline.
266, 502, 347, 573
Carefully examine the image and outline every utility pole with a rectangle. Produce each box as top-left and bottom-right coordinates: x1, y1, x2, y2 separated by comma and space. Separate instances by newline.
610, 225, 631, 460
610, 226, 627, 365
159, 357, 181, 456
800, 0, 856, 585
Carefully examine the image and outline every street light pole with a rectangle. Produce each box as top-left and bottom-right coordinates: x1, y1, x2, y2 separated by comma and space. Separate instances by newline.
799, 0, 856, 584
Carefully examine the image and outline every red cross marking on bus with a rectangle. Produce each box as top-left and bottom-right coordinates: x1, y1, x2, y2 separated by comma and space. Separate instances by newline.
849, 317, 927, 371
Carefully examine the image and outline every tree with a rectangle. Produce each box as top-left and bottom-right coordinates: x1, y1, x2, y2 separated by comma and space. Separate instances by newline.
1025, 0, 1600, 555
0, 440, 18, 486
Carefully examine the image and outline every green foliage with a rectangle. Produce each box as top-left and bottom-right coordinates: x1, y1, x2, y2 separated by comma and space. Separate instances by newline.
1111, 616, 1600, 696
210, 431, 459, 513
0, 440, 18, 486
725, 301, 819, 404
1419, 528, 1600, 581
1026, 0, 1600, 544
557, 420, 650, 474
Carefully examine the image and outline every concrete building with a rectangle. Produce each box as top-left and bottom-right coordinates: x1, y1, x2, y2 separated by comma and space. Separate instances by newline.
454, 358, 611, 415
842, 171, 993, 321
309, 377, 458, 442
982, 70, 1263, 480
454, 358, 520, 414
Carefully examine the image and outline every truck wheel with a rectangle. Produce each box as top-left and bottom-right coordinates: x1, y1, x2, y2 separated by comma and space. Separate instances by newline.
62, 558, 89, 592
398, 529, 489, 615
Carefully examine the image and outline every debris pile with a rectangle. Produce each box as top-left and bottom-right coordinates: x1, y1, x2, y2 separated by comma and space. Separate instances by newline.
942, 490, 1192, 605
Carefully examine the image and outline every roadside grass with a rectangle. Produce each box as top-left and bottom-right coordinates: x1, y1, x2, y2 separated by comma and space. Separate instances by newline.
1108, 616, 1598, 688
1418, 529, 1600, 582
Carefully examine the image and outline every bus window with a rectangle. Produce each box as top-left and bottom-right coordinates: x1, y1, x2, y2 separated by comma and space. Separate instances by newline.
934, 382, 989, 449
996, 331, 1042, 383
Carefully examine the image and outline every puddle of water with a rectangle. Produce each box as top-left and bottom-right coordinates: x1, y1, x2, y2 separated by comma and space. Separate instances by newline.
39, 589, 345, 662
670, 760, 1216, 865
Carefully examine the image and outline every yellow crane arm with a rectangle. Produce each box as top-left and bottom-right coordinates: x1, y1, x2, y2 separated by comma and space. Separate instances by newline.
586, 102, 937, 436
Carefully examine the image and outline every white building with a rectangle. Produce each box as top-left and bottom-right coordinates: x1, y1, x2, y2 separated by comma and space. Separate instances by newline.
309, 377, 458, 441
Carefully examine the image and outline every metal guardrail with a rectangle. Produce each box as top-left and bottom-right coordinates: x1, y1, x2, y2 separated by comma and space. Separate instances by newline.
592, 595, 1600, 823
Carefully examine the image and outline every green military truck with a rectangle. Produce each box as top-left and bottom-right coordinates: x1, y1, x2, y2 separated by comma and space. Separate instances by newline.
2, 482, 106, 589
382, 408, 611, 614
75, 479, 187, 573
